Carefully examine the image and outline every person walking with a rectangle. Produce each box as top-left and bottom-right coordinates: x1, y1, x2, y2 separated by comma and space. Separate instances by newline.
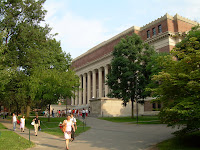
58, 110, 61, 117
52, 109, 54, 118
85, 109, 88, 117
33, 115, 40, 136
76, 109, 79, 117
20, 115, 25, 132
57, 110, 59, 117
82, 108, 86, 119
70, 114, 77, 142
62, 115, 75, 150
68, 109, 71, 115
12, 113, 17, 131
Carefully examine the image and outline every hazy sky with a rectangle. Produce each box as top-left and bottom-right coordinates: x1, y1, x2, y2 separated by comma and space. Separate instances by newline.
43, 0, 200, 59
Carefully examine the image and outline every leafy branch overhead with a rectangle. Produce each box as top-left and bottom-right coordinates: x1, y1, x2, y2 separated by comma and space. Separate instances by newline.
151, 26, 200, 135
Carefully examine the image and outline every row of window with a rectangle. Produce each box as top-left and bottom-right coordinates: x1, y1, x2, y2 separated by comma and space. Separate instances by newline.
147, 25, 162, 38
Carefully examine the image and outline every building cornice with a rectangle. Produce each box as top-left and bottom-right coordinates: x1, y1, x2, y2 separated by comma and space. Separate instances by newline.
141, 13, 173, 30
174, 14, 198, 25
73, 31, 187, 72
72, 13, 199, 68
141, 13, 198, 31
145, 31, 188, 44
74, 52, 112, 72
72, 26, 140, 62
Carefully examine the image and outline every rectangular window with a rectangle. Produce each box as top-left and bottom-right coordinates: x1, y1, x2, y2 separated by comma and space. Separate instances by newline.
152, 103, 156, 109
158, 103, 161, 109
158, 25, 162, 33
147, 30, 150, 38
152, 27, 156, 36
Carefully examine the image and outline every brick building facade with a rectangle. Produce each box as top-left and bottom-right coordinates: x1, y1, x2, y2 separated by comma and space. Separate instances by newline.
71, 14, 198, 117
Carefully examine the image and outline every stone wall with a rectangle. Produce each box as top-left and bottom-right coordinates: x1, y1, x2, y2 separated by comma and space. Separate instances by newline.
90, 97, 145, 117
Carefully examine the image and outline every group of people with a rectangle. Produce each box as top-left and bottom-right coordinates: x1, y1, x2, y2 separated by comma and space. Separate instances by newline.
12, 113, 39, 135
51, 108, 89, 119
12, 112, 78, 149
12, 113, 25, 132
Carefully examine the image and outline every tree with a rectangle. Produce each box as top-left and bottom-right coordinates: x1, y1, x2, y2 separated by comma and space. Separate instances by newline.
0, 31, 10, 94
107, 33, 156, 118
151, 26, 200, 135
0, 0, 47, 116
32, 66, 79, 121
0, 0, 79, 117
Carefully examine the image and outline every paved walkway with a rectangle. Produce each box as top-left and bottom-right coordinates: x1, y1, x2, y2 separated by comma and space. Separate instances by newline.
0, 117, 176, 150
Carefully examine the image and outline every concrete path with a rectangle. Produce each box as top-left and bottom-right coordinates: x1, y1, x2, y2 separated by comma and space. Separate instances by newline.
69, 117, 176, 150
0, 117, 176, 150
0, 118, 66, 150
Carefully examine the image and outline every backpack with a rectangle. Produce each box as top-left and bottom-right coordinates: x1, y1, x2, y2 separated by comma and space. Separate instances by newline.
62, 124, 66, 133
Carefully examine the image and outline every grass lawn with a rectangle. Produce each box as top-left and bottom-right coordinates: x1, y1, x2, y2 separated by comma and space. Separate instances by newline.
99, 116, 162, 124
25, 117, 90, 137
157, 131, 200, 150
0, 123, 7, 129
0, 123, 34, 150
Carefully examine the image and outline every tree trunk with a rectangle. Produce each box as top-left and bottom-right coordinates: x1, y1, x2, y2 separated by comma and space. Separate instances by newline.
131, 99, 134, 119
21, 107, 24, 116
9, 105, 11, 115
26, 101, 31, 118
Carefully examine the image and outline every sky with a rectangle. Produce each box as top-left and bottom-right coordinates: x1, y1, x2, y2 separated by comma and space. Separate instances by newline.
43, 0, 200, 59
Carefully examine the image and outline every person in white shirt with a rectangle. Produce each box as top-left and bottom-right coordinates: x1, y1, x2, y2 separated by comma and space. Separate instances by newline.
85, 109, 88, 117
68, 109, 71, 114
20, 115, 25, 132
12, 113, 17, 131
62, 115, 75, 150
70, 114, 77, 141
82, 108, 86, 119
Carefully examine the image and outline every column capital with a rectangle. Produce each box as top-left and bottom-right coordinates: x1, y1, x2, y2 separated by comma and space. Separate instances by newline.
98, 67, 103, 71
92, 69, 96, 73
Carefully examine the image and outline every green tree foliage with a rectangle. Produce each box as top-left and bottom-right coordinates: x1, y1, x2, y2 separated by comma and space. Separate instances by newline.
0, 0, 79, 117
107, 33, 156, 118
151, 26, 200, 135
0, 31, 10, 94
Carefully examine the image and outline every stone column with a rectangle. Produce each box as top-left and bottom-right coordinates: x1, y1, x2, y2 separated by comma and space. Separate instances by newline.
92, 70, 96, 98
78, 75, 82, 105
83, 73, 86, 105
75, 91, 78, 105
71, 97, 74, 105
98, 67, 103, 98
87, 72, 91, 103
104, 65, 109, 97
